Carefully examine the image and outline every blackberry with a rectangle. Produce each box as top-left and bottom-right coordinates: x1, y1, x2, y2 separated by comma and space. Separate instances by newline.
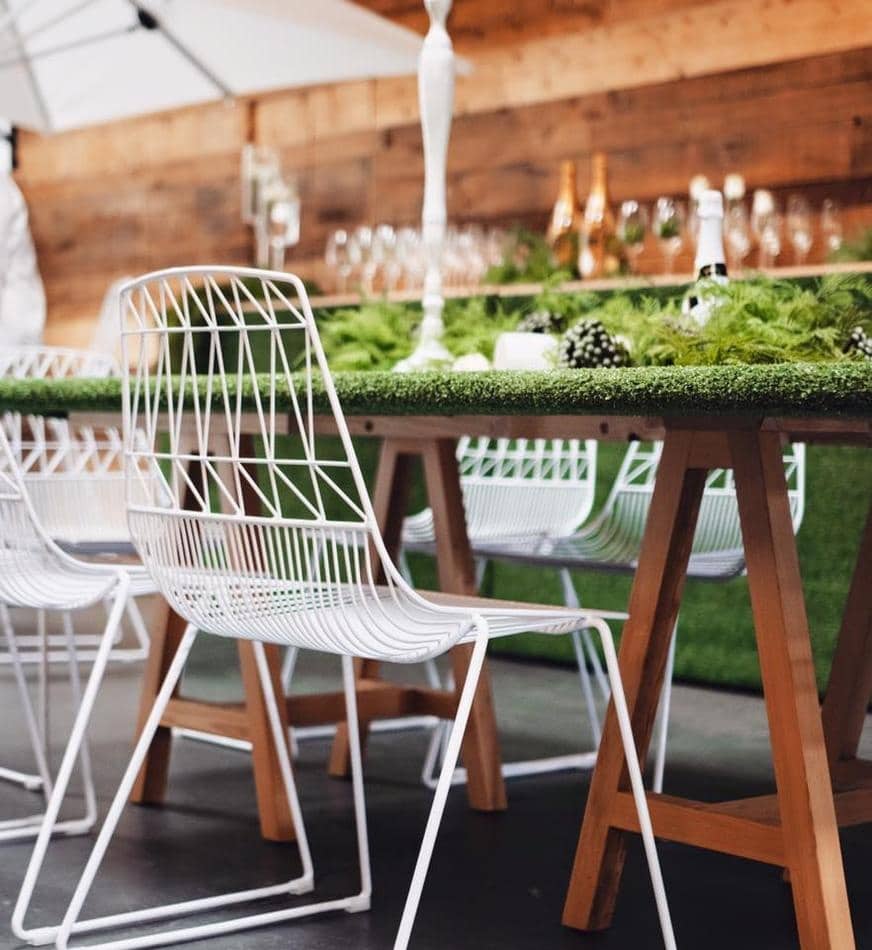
844, 326, 872, 360
516, 309, 565, 334
559, 319, 630, 369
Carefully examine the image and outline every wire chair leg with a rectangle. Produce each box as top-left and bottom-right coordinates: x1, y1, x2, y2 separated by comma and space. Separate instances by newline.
340, 653, 372, 910
394, 622, 490, 950
0, 603, 53, 814
37, 608, 50, 759
120, 596, 151, 662
559, 568, 609, 700
594, 620, 677, 950
570, 628, 601, 747
11, 577, 130, 945
50, 637, 371, 950
61, 611, 97, 829
652, 623, 677, 795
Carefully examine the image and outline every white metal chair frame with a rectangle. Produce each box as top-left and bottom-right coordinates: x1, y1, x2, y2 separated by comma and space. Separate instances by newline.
17, 267, 675, 950
0, 346, 153, 802
0, 426, 130, 850
398, 435, 614, 783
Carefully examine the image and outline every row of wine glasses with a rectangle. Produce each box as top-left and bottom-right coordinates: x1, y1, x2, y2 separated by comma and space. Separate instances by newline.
324, 224, 512, 294
616, 194, 845, 274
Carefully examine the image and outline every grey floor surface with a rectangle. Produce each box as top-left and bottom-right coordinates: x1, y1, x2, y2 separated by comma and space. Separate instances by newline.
2, 627, 871, 950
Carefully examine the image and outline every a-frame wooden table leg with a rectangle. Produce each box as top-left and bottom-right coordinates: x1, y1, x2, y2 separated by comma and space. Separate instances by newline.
563, 426, 855, 949
731, 428, 853, 948
562, 429, 707, 929
328, 436, 507, 812
822, 501, 872, 778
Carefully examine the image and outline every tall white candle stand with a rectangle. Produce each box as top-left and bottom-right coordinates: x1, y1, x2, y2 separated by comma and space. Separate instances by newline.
394, 0, 455, 372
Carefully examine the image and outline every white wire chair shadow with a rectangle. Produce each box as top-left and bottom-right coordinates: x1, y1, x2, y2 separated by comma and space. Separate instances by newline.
0, 425, 129, 851
395, 436, 613, 785
475, 439, 807, 792
24, 267, 676, 950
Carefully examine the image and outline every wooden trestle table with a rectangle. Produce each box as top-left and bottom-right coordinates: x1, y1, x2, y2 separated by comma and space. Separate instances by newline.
44, 373, 872, 950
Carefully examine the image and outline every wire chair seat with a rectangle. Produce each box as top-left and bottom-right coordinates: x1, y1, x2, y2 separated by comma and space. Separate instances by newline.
131, 509, 605, 664
0, 487, 123, 612
402, 435, 597, 549
473, 440, 805, 580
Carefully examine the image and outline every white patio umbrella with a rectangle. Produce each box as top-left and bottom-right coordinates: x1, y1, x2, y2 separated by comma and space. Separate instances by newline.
0, 0, 424, 133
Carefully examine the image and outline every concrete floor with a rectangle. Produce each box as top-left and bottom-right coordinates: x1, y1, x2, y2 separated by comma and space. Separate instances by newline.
2, 628, 872, 950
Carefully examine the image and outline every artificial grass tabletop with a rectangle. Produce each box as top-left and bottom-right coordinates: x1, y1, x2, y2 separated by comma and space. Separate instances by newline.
1, 361, 871, 419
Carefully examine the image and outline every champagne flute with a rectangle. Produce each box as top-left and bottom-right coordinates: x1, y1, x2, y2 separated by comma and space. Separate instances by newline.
618, 200, 648, 274
786, 194, 813, 265
751, 190, 781, 269
324, 229, 353, 293
652, 197, 685, 275
821, 198, 844, 255
260, 177, 301, 272
724, 204, 752, 272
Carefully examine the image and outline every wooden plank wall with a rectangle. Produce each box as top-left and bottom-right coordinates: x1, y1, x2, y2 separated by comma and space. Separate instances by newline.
12, 0, 872, 346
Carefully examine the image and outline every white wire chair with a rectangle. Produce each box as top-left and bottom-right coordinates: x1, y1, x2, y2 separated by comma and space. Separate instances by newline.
0, 425, 130, 849
18, 266, 676, 950
0, 344, 154, 666
0, 346, 154, 802
475, 439, 807, 791
396, 436, 612, 784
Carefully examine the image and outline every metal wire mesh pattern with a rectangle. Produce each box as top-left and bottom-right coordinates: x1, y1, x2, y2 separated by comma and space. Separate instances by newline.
476, 440, 806, 576
121, 267, 597, 664
403, 436, 597, 546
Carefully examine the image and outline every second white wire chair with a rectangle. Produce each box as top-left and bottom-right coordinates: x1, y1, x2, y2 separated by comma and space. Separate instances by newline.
398, 436, 613, 784
29, 267, 675, 950
0, 425, 130, 851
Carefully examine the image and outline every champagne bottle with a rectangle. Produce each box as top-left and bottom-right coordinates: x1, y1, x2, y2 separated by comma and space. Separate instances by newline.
578, 152, 624, 278
546, 160, 581, 272
683, 188, 728, 325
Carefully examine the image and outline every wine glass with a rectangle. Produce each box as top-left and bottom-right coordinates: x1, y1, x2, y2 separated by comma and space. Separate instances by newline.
348, 226, 376, 294
786, 194, 813, 265
724, 204, 752, 272
618, 200, 648, 274
259, 176, 301, 272
821, 199, 844, 256
374, 224, 401, 292
652, 197, 685, 275
396, 226, 424, 290
751, 191, 781, 268
324, 229, 353, 293
240, 144, 280, 226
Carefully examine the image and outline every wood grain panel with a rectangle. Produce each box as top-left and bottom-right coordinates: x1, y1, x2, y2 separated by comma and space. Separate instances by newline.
11, 1, 872, 347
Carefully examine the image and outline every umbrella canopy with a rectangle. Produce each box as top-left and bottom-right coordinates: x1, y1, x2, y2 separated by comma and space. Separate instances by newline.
0, 0, 424, 133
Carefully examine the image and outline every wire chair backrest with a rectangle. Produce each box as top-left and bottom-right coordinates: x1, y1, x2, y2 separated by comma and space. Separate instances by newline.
0, 345, 117, 380
456, 437, 597, 540
581, 440, 806, 565
0, 425, 81, 607
120, 267, 451, 661
0, 345, 127, 546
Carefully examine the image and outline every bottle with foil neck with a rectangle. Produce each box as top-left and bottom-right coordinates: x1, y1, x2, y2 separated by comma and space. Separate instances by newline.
578, 152, 624, 278
683, 189, 728, 325
546, 160, 582, 272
